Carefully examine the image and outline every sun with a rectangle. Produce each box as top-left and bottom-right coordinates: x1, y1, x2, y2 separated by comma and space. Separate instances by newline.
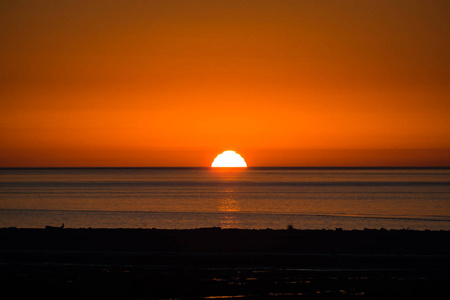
211, 150, 247, 168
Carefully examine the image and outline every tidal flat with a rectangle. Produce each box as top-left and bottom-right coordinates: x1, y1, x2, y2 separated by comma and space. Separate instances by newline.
1, 228, 449, 299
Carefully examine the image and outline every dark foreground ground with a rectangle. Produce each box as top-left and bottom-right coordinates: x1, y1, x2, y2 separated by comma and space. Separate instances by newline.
1, 228, 449, 299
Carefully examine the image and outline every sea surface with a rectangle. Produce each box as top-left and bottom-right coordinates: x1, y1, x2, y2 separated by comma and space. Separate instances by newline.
0, 168, 449, 230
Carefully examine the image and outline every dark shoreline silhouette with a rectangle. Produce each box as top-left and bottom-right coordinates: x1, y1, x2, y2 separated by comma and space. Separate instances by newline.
1, 228, 449, 299
2, 227, 450, 253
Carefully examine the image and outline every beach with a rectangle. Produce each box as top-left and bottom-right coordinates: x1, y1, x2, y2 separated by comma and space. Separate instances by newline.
1, 228, 449, 299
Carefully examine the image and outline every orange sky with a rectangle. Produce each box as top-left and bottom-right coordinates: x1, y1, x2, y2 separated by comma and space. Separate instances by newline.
1, 0, 449, 167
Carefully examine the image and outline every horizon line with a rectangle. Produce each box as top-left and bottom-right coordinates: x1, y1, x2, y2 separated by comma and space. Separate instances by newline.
1, 166, 449, 169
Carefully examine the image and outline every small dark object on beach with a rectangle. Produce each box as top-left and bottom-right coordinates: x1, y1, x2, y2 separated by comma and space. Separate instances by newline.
45, 223, 64, 230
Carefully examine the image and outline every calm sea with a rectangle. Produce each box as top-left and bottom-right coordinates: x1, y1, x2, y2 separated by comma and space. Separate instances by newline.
0, 168, 449, 230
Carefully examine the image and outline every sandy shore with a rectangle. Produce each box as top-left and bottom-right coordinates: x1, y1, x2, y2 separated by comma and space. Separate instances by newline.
1, 228, 449, 299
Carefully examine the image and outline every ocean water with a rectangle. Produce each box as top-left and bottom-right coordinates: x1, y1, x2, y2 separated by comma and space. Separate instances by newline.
0, 168, 449, 230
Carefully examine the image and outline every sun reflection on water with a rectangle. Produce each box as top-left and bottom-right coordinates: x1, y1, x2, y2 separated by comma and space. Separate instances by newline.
218, 189, 240, 228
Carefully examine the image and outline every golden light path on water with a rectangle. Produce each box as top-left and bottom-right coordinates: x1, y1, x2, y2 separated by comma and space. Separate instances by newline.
218, 188, 241, 228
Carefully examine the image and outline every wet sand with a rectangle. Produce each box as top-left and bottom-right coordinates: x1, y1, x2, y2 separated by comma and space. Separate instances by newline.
1, 228, 449, 299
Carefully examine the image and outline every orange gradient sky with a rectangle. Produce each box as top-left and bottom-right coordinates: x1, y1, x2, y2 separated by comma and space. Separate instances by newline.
1, 0, 449, 167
